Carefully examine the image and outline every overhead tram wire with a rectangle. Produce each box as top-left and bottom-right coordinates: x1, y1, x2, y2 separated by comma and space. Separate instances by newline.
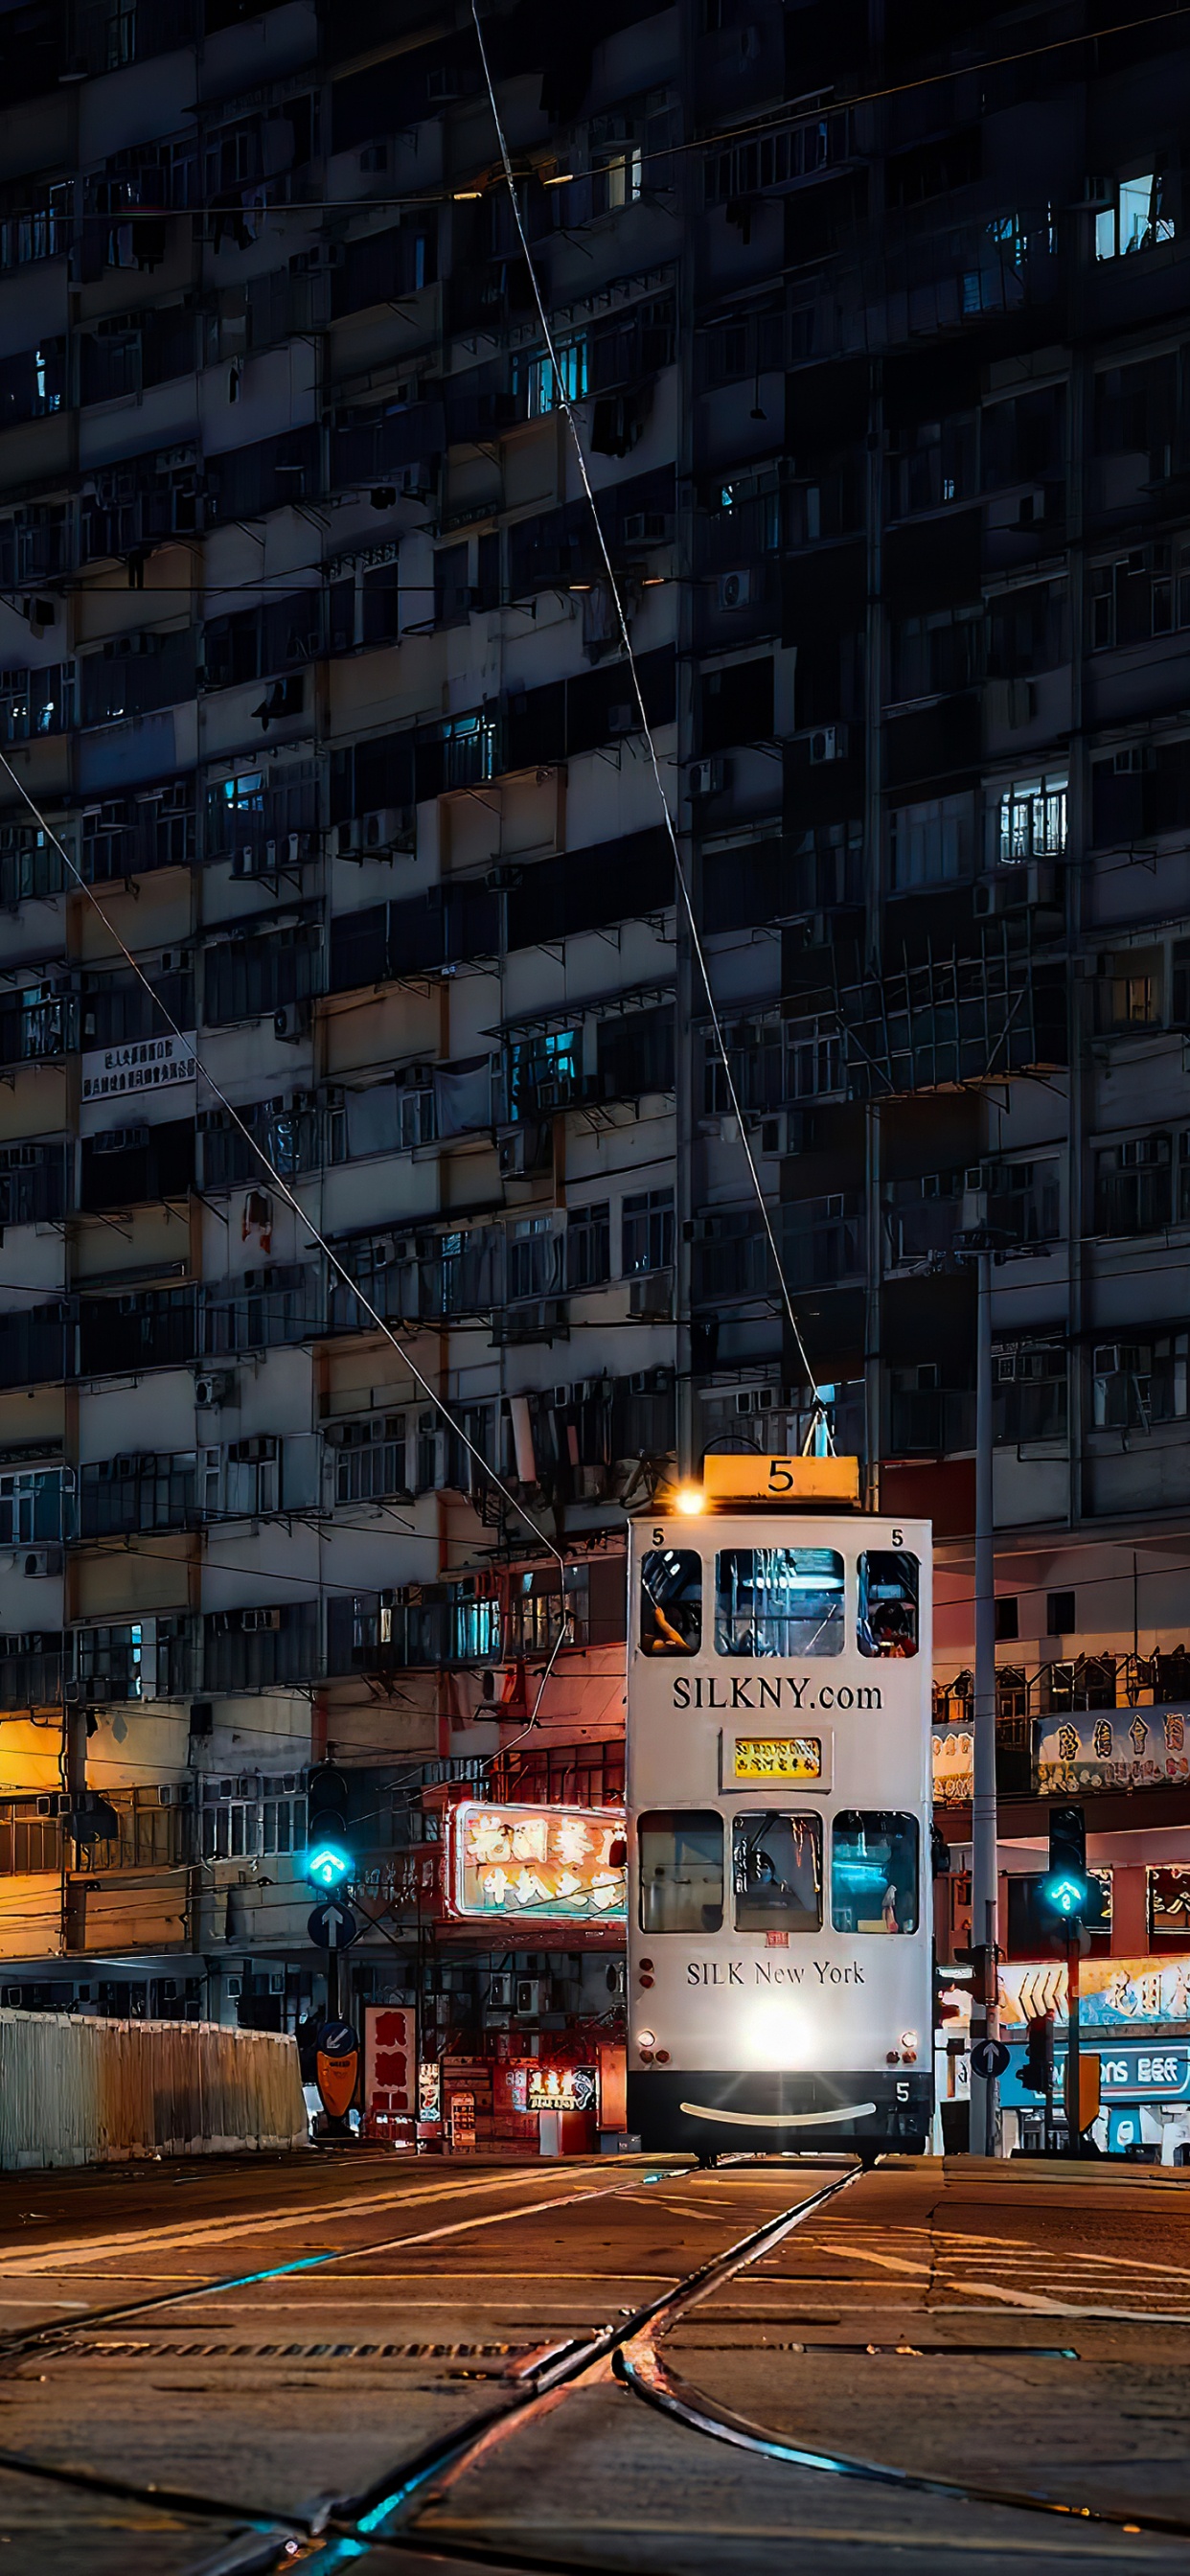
470, 0, 823, 1438
0, 744, 579, 1730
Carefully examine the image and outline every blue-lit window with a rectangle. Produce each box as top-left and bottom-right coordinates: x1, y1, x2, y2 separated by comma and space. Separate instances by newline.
715, 1547, 844, 1658
518, 335, 588, 418
832, 1811, 919, 1935
1096, 174, 1175, 262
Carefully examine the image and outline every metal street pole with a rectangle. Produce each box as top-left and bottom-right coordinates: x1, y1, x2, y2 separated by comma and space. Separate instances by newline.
1064, 1931, 1082, 2154
970, 1244, 999, 2158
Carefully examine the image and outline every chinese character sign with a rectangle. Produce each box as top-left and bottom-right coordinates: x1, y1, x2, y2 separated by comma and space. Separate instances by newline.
526, 2065, 598, 2113
363, 2006, 416, 2125
1035, 1707, 1190, 1794
999, 1955, 1190, 2031
449, 1803, 627, 1921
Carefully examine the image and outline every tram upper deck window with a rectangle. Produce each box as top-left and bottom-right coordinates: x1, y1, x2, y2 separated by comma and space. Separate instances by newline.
733, 1811, 822, 1932
638, 1808, 723, 1933
640, 1548, 701, 1654
831, 1811, 919, 1935
858, 1552, 919, 1658
715, 1548, 844, 1657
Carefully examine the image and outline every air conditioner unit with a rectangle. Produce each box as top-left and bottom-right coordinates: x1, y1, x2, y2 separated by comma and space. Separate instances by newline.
273, 1001, 311, 1043
22, 1549, 61, 1578
514, 1977, 542, 2015
809, 724, 848, 764
363, 806, 415, 853
499, 1127, 546, 1178
194, 1371, 235, 1409
489, 1973, 515, 2009
718, 568, 753, 610
689, 756, 729, 798
622, 510, 672, 544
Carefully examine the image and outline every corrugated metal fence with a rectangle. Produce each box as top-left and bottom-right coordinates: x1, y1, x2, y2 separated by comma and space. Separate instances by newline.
0, 2011, 308, 2167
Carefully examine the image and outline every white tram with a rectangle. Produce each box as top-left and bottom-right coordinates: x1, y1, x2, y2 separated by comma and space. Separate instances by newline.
626, 1454, 933, 2161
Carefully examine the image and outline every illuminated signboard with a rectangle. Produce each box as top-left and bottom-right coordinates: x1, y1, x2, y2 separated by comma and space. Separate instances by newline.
526, 2065, 597, 2114
999, 1955, 1190, 2031
730, 1736, 824, 1785
418, 2059, 442, 2122
449, 1802, 626, 1922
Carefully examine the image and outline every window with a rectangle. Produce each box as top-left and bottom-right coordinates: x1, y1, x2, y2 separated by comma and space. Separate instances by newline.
889, 793, 973, 891
519, 334, 588, 417
1148, 1864, 1190, 1944
332, 1415, 408, 1505
1095, 173, 1175, 262
832, 1811, 919, 1935
637, 1808, 722, 1932
507, 1215, 560, 1302
640, 1548, 701, 1655
733, 1812, 822, 1931
1095, 1133, 1173, 1235
858, 1552, 918, 1658
566, 1202, 610, 1291
716, 1548, 844, 1658
1092, 1334, 1188, 1429
1047, 1591, 1075, 1637
996, 774, 1067, 864
622, 1187, 675, 1276
994, 1344, 1067, 1443
995, 1596, 1019, 1642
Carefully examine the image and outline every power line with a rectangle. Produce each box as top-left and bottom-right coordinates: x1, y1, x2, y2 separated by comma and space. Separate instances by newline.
470, 0, 821, 1438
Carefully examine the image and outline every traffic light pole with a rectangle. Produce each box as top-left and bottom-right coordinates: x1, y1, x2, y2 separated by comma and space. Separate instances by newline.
970, 1243, 1000, 2158
1064, 1931, 1081, 2151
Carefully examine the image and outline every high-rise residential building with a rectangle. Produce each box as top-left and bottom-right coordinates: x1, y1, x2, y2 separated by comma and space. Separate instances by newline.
0, 0, 1186, 2138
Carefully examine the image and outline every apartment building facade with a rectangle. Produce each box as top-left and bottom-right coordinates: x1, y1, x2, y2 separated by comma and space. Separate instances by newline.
0, 0, 1185, 2072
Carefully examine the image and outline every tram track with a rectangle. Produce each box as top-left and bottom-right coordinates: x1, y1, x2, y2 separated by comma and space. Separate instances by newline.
0, 2162, 862, 2567
0, 2159, 1186, 2570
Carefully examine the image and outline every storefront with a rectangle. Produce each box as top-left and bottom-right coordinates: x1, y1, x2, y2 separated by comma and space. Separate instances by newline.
997, 1957, 1190, 2159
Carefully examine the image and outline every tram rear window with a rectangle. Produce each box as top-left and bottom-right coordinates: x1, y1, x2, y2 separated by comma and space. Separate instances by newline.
640, 1549, 701, 1655
831, 1812, 919, 1935
638, 1809, 723, 1933
715, 1549, 844, 1657
733, 1812, 822, 1931
858, 1552, 919, 1658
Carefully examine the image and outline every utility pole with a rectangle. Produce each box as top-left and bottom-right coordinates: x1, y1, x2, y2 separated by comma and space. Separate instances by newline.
956, 1230, 1009, 2158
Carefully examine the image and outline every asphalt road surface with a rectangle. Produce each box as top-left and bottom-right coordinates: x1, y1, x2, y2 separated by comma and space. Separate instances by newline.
0, 2147, 1186, 2572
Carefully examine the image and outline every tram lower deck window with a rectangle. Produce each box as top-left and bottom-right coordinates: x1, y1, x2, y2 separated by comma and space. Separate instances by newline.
638, 1808, 723, 1932
733, 1811, 822, 1931
858, 1552, 919, 1657
832, 1812, 919, 1934
640, 1548, 701, 1654
716, 1548, 844, 1656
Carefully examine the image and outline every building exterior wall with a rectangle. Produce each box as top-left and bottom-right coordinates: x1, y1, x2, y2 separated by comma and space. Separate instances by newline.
0, 0, 1184, 2081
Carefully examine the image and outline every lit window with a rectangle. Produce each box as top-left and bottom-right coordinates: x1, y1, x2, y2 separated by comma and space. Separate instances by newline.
640, 1548, 701, 1655
638, 1808, 723, 1933
715, 1547, 844, 1658
519, 335, 588, 418
997, 774, 1067, 864
733, 1812, 822, 1931
832, 1811, 919, 1935
1096, 173, 1176, 262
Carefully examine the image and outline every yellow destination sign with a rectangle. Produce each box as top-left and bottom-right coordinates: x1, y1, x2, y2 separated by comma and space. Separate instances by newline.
732, 1736, 823, 1782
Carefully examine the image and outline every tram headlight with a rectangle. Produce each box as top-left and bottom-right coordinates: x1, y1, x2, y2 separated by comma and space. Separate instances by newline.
675, 1484, 704, 1516
743, 1991, 805, 2066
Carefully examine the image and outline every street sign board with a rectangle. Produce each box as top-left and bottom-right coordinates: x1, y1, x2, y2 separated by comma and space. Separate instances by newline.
970, 2038, 1010, 2080
307, 1898, 359, 1950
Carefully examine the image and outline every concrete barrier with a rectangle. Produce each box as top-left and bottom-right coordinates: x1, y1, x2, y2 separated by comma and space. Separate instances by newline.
0, 2010, 309, 2168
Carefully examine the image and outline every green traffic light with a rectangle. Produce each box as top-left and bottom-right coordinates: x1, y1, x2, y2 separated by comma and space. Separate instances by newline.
308, 1840, 352, 1890
1043, 1871, 1087, 1917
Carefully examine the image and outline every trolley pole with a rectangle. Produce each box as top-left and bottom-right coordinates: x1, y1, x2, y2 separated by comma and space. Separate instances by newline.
969, 1241, 999, 2158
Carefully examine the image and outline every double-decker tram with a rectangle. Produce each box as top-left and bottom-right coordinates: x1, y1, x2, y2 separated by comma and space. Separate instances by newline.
626, 1454, 932, 2160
